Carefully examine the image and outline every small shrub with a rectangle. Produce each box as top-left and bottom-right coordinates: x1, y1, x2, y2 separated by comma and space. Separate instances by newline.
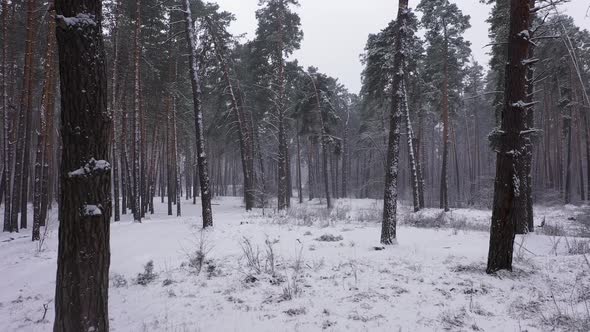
440, 308, 466, 330
567, 238, 590, 255
111, 273, 128, 288
284, 307, 307, 316
538, 222, 566, 237
316, 234, 343, 242
281, 276, 302, 301
240, 237, 263, 274
162, 279, 174, 287
136, 260, 157, 286
264, 237, 279, 275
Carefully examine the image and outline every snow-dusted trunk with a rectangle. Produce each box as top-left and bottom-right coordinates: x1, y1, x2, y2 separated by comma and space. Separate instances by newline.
183, 0, 213, 228
2, 0, 12, 232
132, 0, 142, 223
522, 0, 536, 233
173, 97, 181, 217
296, 121, 303, 203
166, 97, 173, 216
402, 79, 421, 212
121, 109, 128, 214
341, 108, 350, 198
111, 0, 120, 222
54, 2, 111, 329
487, 0, 532, 274
440, 27, 450, 213
33, 4, 57, 240
381, 0, 408, 245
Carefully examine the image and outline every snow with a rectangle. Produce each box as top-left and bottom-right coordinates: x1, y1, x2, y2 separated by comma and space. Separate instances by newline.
81, 204, 102, 217
0, 198, 589, 331
68, 158, 111, 178
56, 14, 97, 28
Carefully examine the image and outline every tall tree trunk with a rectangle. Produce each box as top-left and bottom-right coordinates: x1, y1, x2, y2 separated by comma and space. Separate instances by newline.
341, 108, 350, 198
10, 0, 37, 231
487, 0, 531, 274
132, 0, 142, 222
19, 0, 38, 230
2, 0, 12, 232
33, 3, 57, 240
54, 2, 111, 330
402, 79, 421, 212
522, 0, 536, 232
183, 0, 213, 228
440, 26, 450, 212
111, 0, 121, 222
296, 121, 303, 203
173, 96, 181, 217
307, 73, 331, 209
381, 0, 408, 245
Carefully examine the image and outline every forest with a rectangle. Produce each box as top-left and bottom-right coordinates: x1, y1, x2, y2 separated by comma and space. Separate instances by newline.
1, 0, 590, 331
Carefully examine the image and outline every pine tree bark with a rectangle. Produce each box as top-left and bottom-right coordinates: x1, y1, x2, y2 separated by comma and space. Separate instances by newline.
440, 26, 450, 213
402, 79, 421, 212
487, 0, 532, 274
19, 0, 39, 229
132, 0, 142, 223
111, 0, 121, 222
53, 2, 111, 329
2, 0, 12, 232
381, 0, 408, 245
10, 0, 38, 231
33, 3, 57, 240
183, 0, 213, 228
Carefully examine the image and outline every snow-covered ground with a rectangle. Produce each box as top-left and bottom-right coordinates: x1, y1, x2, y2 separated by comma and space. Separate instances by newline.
1, 198, 589, 331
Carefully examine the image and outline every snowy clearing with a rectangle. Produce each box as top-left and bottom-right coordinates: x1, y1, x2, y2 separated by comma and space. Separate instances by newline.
1, 198, 589, 331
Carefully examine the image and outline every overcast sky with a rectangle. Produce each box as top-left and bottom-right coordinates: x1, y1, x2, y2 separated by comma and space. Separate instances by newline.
214, 0, 590, 93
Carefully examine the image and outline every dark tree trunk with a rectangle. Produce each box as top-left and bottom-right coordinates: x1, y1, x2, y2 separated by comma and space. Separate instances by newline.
132, 0, 142, 222
183, 0, 213, 228
487, 0, 532, 274
33, 4, 57, 240
381, 0, 408, 245
440, 28, 450, 213
111, 0, 121, 222
2, 0, 12, 232
18, 0, 38, 230
53, 1, 111, 330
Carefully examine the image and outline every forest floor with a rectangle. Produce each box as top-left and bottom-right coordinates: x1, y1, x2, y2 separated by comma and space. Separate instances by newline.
1, 197, 590, 331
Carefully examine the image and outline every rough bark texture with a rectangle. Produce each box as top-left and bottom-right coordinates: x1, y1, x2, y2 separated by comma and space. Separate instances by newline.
33, 3, 57, 241
381, 0, 408, 245
2, 0, 12, 232
402, 79, 421, 212
487, 0, 531, 274
53, 1, 111, 330
132, 0, 142, 222
183, 0, 213, 228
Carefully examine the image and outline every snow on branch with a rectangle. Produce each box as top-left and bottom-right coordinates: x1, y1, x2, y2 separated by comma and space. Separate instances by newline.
56, 13, 97, 29
81, 204, 103, 217
68, 158, 111, 178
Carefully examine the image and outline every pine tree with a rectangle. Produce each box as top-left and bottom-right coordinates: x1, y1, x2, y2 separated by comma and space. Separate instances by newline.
183, 0, 213, 228
487, 0, 533, 274
53, 1, 111, 329
418, 0, 471, 212
381, 0, 410, 245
